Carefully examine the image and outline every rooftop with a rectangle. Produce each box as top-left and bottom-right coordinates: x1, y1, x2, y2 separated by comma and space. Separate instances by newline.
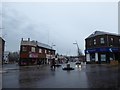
21, 38, 55, 50
86, 31, 120, 39
37, 42, 52, 50
0, 37, 5, 42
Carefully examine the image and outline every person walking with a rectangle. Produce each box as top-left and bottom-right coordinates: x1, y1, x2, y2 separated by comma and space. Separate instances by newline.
50, 59, 56, 70
37, 60, 41, 69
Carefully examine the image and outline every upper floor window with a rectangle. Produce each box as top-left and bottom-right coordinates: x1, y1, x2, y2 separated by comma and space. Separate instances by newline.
31, 47, 35, 52
22, 46, 27, 51
93, 39, 96, 45
100, 38, 105, 44
45, 49, 47, 54
39, 49, 42, 53
52, 51, 55, 55
89, 40, 92, 46
110, 38, 114, 42
49, 50, 51, 54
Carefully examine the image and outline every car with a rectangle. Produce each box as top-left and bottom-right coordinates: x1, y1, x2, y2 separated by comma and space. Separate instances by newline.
75, 60, 81, 65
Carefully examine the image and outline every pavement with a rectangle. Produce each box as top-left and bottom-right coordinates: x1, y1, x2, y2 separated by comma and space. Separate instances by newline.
2, 62, 120, 88
0, 63, 19, 74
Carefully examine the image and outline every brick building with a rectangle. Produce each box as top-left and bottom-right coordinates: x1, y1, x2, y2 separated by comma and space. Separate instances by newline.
85, 31, 120, 64
19, 38, 56, 66
0, 37, 5, 65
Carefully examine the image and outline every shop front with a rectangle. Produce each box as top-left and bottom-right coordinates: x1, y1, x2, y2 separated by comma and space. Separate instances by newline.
85, 47, 120, 64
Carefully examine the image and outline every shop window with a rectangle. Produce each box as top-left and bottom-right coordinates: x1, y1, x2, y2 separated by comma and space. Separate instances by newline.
101, 54, 106, 61
100, 38, 105, 44
31, 47, 35, 52
90, 54, 95, 62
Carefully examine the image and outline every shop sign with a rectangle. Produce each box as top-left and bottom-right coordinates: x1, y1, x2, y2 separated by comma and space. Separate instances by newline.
29, 53, 38, 58
85, 47, 119, 53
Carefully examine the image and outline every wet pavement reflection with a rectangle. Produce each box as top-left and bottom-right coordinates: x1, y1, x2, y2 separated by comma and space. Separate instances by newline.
2, 62, 119, 88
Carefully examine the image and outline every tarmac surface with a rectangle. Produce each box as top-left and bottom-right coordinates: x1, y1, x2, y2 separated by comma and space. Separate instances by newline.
2, 62, 120, 88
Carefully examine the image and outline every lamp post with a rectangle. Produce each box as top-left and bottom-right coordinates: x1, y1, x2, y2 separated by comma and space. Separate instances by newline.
73, 41, 80, 57
48, 44, 56, 64
50, 43, 56, 60
51, 43, 56, 49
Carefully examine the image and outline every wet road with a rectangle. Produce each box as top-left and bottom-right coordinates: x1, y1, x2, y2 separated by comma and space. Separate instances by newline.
2, 62, 120, 88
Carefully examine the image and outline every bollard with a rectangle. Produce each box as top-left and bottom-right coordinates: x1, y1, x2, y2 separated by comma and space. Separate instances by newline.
67, 64, 70, 68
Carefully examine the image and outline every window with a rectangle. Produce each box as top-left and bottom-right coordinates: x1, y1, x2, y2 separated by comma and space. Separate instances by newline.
89, 40, 92, 46
101, 54, 106, 61
49, 50, 51, 54
93, 39, 96, 45
90, 53, 95, 62
111, 38, 114, 42
45, 49, 47, 54
51, 51, 53, 55
52, 51, 55, 55
22, 46, 27, 51
100, 38, 105, 44
119, 39, 120, 43
31, 47, 35, 52
39, 49, 42, 53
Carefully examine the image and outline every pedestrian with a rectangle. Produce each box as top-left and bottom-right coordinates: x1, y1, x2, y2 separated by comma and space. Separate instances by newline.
37, 60, 41, 69
50, 59, 56, 70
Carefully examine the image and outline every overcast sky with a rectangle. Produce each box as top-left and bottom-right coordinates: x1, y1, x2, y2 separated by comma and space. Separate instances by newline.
1, 2, 118, 55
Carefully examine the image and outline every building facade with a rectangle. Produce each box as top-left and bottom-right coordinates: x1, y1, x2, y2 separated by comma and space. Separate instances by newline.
0, 37, 5, 65
118, 1, 120, 34
19, 38, 56, 66
85, 31, 120, 64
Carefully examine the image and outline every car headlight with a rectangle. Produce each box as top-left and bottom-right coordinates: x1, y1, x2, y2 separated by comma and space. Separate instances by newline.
75, 65, 78, 67
79, 65, 81, 68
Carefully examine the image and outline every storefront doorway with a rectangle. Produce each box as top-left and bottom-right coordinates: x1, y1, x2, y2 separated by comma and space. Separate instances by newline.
90, 53, 95, 63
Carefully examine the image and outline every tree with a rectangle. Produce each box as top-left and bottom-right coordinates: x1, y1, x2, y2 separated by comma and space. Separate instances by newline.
9, 51, 19, 63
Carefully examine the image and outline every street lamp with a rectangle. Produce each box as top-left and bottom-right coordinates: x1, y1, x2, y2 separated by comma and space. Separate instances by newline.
48, 43, 56, 65
51, 44, 56, 49
50, 43, 56, 60
73, 41, 80, 57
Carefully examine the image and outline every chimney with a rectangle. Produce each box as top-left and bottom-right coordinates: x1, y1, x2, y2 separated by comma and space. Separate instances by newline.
28, 38, 30, 41
36, 41, 37, 43
21, 38, 23, 41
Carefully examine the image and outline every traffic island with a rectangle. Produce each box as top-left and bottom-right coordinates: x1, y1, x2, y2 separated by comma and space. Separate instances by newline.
62, 64, 74, 70
55, 64, 61, 67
